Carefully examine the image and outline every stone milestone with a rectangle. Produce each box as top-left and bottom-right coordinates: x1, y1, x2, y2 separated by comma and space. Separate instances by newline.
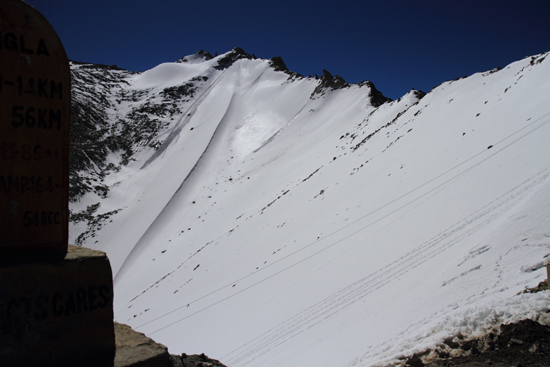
0, 0, 71, 263
1, 2, 116, 366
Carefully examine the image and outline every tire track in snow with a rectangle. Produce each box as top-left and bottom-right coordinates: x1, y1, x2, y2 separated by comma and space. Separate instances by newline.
222, 113, 550, 364
224, 166, 550, 367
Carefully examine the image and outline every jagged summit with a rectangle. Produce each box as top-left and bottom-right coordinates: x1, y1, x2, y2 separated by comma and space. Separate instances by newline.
213, 47, 253, 70
360, 80, 394, 106
175, 49, 213, 64
99, 46, 394, 108
309, 69, 392, 106
320, 69, 348, 88
268, 56, 288, 72
176, 48, 391, 102
310, 69, 350, 98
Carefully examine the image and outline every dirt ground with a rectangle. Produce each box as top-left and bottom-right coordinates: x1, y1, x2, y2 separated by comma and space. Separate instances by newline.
416, 318, 550, 367
403, 283, 550, 367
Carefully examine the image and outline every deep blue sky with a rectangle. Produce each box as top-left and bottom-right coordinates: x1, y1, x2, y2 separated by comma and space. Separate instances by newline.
25, 0, 550, 100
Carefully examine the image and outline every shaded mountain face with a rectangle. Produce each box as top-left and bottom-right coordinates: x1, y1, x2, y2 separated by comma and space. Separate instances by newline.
69, 49, 550, 367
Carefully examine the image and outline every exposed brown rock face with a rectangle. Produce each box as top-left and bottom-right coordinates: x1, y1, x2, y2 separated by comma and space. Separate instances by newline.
114, 322, 172, 367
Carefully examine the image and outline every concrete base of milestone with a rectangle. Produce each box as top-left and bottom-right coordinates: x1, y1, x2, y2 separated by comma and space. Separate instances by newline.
0, 245, 225, 367
0, 245, 115, 367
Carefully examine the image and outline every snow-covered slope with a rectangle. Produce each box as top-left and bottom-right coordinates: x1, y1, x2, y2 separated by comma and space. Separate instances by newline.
69, 49, 550, 367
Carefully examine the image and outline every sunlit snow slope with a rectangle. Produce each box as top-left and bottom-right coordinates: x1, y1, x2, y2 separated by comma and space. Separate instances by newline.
70, 50, 550, 367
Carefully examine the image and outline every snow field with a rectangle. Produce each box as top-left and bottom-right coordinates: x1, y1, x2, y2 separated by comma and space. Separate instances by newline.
71, 50, 550, 367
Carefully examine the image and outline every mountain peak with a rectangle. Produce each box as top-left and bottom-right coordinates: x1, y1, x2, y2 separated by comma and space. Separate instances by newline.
310, 69, 350, 99
175, 49, 214, 64
359, 80, 393, 106
268, 56, 288, 72
213, 47, 253, 70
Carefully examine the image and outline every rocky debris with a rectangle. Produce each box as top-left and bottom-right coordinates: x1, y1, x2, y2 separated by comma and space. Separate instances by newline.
399, 315, 550, 367
114, 322, 172, 367
170, 354, 185, 367
113, 323, 228, 367
171, 353, 227, 367
521, 279, 549, 294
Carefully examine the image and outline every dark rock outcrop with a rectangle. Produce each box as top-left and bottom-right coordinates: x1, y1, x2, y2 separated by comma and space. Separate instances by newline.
269, 56, 288, 72
214, 47, 253, 70
310, 69, 350, 98
411, 89, 426, 101
360, 80, 393, 107
175, 50, 214, 63
69, 62, 134, 202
